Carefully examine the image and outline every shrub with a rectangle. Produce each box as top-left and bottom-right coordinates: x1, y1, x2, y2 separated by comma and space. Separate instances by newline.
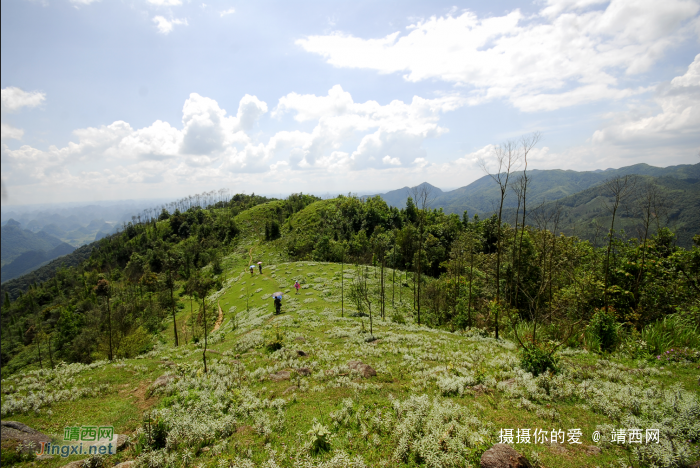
655, 347, 700, 363
265, 327, 284, 352
0, 440, 35, 466
520, 343, 559, 376
307, 421, 332, 454
588, 308, 618, 352
391, 312, 406, 324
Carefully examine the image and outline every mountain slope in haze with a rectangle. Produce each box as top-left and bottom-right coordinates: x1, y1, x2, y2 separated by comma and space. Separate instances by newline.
0, 242, 76, 283
503, 174, 700, 249
371, 182, 443, 208
1, 221, 66, 266
433, 163, 700, 216
374, 163, 699, 216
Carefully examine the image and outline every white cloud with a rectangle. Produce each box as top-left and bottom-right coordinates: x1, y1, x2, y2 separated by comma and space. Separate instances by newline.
220, 8, 235, 17
273, 85, 462, 170
297, 0, 700, 112
1, 87, 46, 111
152, 16, 188, 34
1, 123, 24, 140
148, 0, 182, 6
382, 155, 401, 166
592, 54, 700, 145
0, 93, 273, 193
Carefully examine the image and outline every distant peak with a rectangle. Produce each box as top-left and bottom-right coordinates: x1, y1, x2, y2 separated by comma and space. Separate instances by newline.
4, 218, 21, 228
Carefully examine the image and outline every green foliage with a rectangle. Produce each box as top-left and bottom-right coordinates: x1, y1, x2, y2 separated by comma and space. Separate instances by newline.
306, 421, 332, 454
588, 308, 619, 352
0, 440, 36, 466
520, 342, 559, 376
139, 412, 168, 450
642, 310, 700, 356
265, 327, 284, 352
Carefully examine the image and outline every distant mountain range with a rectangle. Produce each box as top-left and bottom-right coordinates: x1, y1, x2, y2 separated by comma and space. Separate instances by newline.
374, 163, 700, 248
1, 221, 77, 283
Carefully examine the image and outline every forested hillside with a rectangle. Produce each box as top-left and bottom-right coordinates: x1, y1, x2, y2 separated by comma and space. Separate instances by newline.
1, 188, 698, 468
377, 164, 700, 236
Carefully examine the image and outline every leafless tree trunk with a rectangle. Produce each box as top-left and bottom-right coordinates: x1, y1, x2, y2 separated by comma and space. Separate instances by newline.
479, 142, 521, 339
633, 180, 669, 310
409, 184, 435, 325
601, 175, 637, 312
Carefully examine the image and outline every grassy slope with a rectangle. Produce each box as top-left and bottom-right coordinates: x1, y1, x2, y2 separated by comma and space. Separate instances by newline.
2, 200, 699, 468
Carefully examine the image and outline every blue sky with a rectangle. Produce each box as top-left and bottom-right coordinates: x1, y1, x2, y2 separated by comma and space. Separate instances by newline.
1, 0, 699, 205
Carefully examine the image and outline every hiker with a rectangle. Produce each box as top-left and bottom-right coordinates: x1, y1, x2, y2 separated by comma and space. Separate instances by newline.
258, 262, 263, 274
250, 265, 254, 276
274, 296, 282, 315
294, 280, 300, 295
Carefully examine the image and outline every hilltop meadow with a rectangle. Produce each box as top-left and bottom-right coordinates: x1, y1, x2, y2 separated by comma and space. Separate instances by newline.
1, 186, 699, 468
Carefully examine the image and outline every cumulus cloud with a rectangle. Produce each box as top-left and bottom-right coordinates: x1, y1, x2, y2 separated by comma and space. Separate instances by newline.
0, 93, 273, 193
297, 0, 699, 112
1, 87, 46, 111
1, 123, 24, 140
273, 85, 461, 170
180, 93, 266, 155
592, 54, 700, 145
152, 16, 188, 34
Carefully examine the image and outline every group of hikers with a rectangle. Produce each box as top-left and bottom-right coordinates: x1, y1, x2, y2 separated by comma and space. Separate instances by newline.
248, 261, 301, 315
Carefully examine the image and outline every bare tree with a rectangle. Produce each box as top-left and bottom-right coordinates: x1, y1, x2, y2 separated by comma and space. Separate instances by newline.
479, 142, 521, 338
632, 180, 670, 310
409, 184, 436, 325
349, 265, 374, 338
511, 132, 541, 307
601, 175, 637, 312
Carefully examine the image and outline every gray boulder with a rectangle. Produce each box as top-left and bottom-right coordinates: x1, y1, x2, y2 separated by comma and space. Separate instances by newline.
480, 443, 533, 468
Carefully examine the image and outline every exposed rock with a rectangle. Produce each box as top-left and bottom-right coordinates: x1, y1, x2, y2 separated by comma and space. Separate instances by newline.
550, 443, 568, 454
149, 374, 176, 393
584, 445, 602, 455
159, 360, 175, 367
480, 443, 533, 468
347, 360, 377, 378
294, 337, 306, 343
114, 462, 136, 468
205, 349, 221, 354
471, 384, 491, 394
296, 367, 312, 376
283, 386, 299, 394
116, 434, 129, 451
501, 378, 517, 387
201, 446, 210, 452
60, 461, 88, 468
1, 420, 51, 450
296, 350, 308, 357
270, 371, 291, 381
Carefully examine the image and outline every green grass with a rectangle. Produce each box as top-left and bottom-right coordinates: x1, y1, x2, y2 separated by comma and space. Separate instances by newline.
2, 232, 699, 468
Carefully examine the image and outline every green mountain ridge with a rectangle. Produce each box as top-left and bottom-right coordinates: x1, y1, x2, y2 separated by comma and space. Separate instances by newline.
0, 223, 66, 267
377, 163, 700, 215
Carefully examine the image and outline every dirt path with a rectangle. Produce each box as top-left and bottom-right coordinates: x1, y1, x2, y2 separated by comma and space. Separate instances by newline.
249, 247, 254, 266
213, 301, 224, 331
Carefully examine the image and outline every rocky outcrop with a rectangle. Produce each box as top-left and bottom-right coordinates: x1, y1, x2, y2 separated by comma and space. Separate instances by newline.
1, 420, 51, 451
347, 360, 377, 378
270, 371, 291, 381
480, 443, 533, 468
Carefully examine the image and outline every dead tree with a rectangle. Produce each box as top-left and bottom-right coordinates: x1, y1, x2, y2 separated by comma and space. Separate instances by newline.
479, 142, 521, 339
409, 184, 435, 325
